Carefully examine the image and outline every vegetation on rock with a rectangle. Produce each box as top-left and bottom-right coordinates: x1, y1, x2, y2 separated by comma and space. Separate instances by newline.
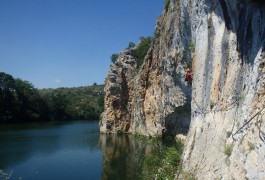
128, 41, 135, 49
165, 0, 170, 13
140, 137, 183, 179
110, 36, 152, 69
111, 53, 119, 63
248, 142, 255, 151
131, 36, 152, 69
224, 144, 233, 157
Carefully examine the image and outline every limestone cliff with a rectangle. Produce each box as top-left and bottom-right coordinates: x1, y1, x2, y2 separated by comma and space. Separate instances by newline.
100, 0, 265, 178
100, 24, 191, 136
180, 0, 265, 179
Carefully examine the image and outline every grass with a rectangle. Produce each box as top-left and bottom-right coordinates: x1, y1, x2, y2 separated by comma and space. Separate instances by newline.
248, 141, 255, 151
140, 137, 183, 180
224, 143, 233, 166
224, 144, 233, 157
235, 95, 245, 102
226, 131, 232, 138
188, 43, 195, 52
182, 171, 196, 180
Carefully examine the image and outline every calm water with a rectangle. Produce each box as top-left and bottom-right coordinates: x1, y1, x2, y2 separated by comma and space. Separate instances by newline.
0, 121, 101, 180
0, 121, 170, 180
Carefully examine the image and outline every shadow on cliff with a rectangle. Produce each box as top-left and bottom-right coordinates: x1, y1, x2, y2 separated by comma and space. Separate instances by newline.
164, 5, 193, 136
212, 0, 265, 65
165, 103, 191, 136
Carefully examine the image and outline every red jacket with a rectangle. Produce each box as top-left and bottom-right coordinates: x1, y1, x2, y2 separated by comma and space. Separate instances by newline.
186, 72, 192, 81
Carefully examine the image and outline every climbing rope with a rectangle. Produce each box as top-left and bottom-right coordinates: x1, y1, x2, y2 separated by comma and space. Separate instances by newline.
193, 98, 239, 115
232, 106, 265, 137
232, 95, 265, 138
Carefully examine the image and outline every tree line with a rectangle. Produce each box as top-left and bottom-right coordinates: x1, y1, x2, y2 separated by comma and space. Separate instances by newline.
0, 72, 104, 124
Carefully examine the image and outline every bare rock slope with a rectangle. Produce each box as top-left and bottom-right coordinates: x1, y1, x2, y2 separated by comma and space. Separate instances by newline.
100, 0, 265, 178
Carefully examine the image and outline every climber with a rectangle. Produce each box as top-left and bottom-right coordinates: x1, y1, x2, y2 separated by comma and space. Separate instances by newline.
185, 69, 192, 85
176, 62, 185, 78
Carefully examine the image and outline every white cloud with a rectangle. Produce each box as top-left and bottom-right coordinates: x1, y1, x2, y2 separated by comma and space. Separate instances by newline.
54, 79, 62, 84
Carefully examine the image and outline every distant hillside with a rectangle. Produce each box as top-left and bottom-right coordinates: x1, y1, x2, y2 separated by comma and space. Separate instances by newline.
38, 85, 104, 121
0, 71, 104, 123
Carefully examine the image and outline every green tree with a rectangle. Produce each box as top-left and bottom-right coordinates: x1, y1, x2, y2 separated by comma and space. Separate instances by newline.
165, 0, 170, 13
0, 72, 49, 123
128, 42, 135, 49
48, 91, 70, 121
0, 72, 18, 122
39, 85, 104, 121
15, 79, 44, 121
0, 72, 105, 124
131, 37, 152, 69
78, 104, 97, 119
17, 79, 50, 122
111, 53, 119, 63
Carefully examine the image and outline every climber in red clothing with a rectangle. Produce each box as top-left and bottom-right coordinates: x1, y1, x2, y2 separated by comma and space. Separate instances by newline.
185, 69, 192, 85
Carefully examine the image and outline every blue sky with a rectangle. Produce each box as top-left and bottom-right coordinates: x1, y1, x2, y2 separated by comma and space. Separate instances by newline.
0, 0, 164, 89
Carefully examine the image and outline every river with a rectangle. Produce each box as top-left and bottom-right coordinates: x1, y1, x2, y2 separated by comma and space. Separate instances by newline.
0, 121, 179, 180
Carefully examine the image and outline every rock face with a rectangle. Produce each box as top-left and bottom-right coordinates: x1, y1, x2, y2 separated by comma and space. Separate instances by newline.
100, 50, 137, 133
179, 0, 265, 179
100, 40, 191, 136
100, 0, 265, 178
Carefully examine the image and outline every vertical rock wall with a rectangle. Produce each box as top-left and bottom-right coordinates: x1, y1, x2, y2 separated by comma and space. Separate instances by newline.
180, 0, 265, 179
100, 0, 265, 178
100, 50, 136, 133
100, 3, 192, 136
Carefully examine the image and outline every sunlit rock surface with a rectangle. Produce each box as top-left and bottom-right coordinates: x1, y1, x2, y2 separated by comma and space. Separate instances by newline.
100, 35, 191, 136
100, 0, 265, 178
179, 0, 265, 179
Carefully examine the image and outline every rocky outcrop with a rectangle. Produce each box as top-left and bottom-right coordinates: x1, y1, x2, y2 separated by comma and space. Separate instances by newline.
100, 0, 265, 178
100, 15, 192, 136
100, 50, 136, 133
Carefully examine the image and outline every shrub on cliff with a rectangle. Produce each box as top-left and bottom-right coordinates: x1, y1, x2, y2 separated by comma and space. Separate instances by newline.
128, 41, 135, 49
132, 36, 152, 69
111, 53, 119, 63
165, 0, 170, 13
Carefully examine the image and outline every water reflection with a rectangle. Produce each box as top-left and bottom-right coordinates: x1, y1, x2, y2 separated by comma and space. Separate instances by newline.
0, 121, 177, 179
99, 134, 162, 180
0, 121, 99, 170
